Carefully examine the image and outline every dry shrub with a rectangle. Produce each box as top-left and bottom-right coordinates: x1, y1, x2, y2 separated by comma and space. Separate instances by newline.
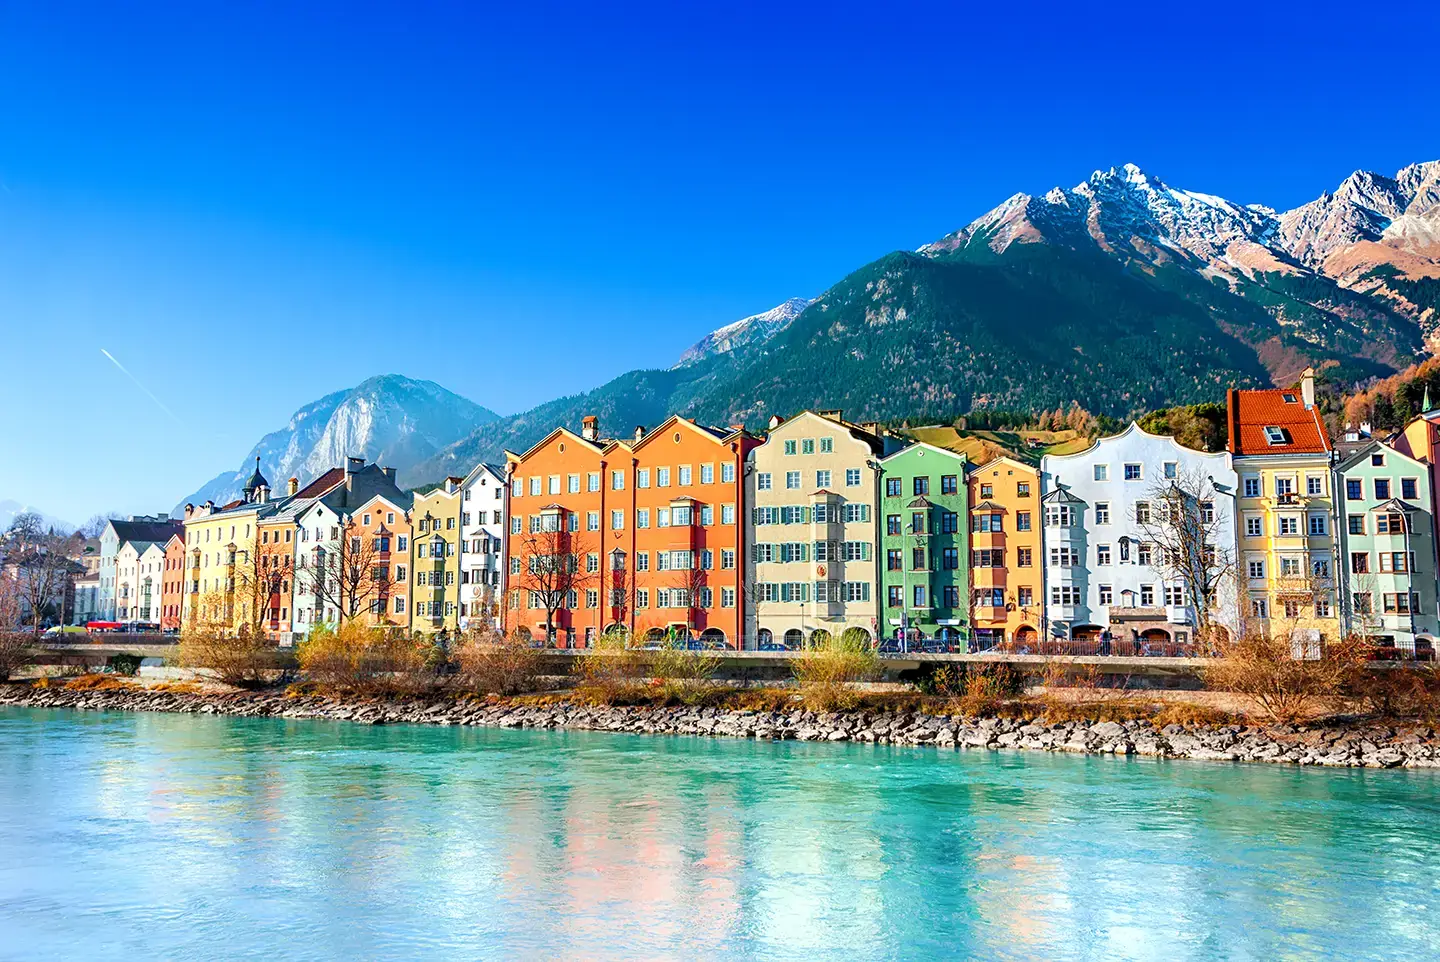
298, 622, 430, 694
792, 634, 879, 711
0, 632, 31, 681
1204, 632, 1365, 724
177, 628, 273, 688
454, 627, 544, 696
573, 628, 646, 704
1149, 703, 1240, 728
63, 673, 135, 691
648, 645, 722, 705
1345, 662, 1440, 721
730, 687, 798, 712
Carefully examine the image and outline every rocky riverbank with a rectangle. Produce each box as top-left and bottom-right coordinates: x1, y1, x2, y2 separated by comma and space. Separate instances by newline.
4, 682, 1438, 769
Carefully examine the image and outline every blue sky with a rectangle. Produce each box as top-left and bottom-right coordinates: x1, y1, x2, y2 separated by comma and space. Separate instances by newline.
2, 0, 1436, 522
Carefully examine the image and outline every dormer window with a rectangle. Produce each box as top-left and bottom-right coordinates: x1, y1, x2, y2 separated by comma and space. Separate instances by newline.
1281, 392, 1298, 404
1264, 426, 1289, 446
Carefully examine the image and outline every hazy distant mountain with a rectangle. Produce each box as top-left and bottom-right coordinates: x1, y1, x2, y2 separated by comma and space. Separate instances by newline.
176, 375, 498, 511
0, 500, 74, 534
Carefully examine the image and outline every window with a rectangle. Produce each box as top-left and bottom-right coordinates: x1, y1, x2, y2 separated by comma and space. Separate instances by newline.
636, 552, 650, 571
721, 587, 736, 608
886, 549, 902, 571
1092, 502, 1110, 525
588, 472, 601, 492
1372, 452, 1385, 467
842, 503, 869, 523
673, 505, 693, 526
678, 466, 692, 486
1094, 464, 1109, 482
818, 437, 833, 453
1402, 478, 1419, 500
1016, 511, 1032, 531
941, 547, 959, 570
912, 585, 928, 608
1137, 543, 1153, 566
980, 483, 994, 499
1098, 585, 1113, 606
913, 477, 929, 496
1164, 584, 1185, 607
1134, 501, 1150, 524
1348, 515, 1365, 535
942, 585, 960, 609
1353, 593, 1372, 615
757, 472, 772, 491
637, 508, 650, 529
1049, 547, 1079, 567
1312, 558, 1330, 578
1345, 478, 1362, 501
885, 477, 901, 497
1278, 517, 1299, 536
1139, 584, 1155, 607
586, 511, 600, 531
1283, 599, 1301, 619
656, 467, 670, 488
912, 547, 927, 570
1243, 476, 1261, 498
1246, 516, 1263, 537
971, 548, 1003, 567
786, 471, 801, 490
887, 585, 903, 608
1200, 501, 1215, 524
971, 513, 1002, 533
1248, 560, 1264, 579
1017, 587, 1033, 606
637, 468, 651, 488
1017, 481, 1031, 498
784, 440, 797, 456
1051, 585, 1081, 606
1376, 512, 1404, 534
1096, 544, 1112, 565
699, 463, 713, 485
1280, 557, 1301, 576
1251, 598, 1268, 618
1016, 548, 1032, 567
1045, 505, 1074, 527
1163, 462, 1177, 480
941, 475, 958, 495
1306, 475, 1324, 496
1124, 463, 1142, 481
529, 477, 542, 496
722, 462, 736, 483
1379, 552, 1409, 573
1308, 514, 1326, 536
845, 468, 861, 487
1351, 553, 1369, 574
802, 438, 815, 455
1383, 593, 1415, 614
636, 589, 649, 609
1314, 596, 1331, 618
700, 505, 714, 525
611, 510, 624, 530
722, 504, 735, 525
512, 479, 524, 498
816, 470, 831, 488
1263, 426, 1288, 445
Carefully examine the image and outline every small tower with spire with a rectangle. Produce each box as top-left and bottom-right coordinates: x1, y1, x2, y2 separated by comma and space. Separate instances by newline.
1423, 384, 1434, 415
242, 457, 270, 503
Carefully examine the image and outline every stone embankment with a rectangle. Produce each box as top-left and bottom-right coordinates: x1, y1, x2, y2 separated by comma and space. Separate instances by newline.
3, 683, 1438, 769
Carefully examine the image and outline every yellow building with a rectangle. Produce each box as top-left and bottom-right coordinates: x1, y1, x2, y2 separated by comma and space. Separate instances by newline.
1227, 371, 1340, 644
411, 478, 464, 636
180, 461, 274, 633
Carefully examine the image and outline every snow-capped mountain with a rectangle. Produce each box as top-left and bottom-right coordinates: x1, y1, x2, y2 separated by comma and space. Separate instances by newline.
0, 500, 74, 535
673, 297, 813, 367
176, 375, 498, 512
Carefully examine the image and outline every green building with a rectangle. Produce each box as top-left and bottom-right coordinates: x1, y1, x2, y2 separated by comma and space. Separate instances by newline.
1335, 439, 1437, 654
879, 443, 969, 650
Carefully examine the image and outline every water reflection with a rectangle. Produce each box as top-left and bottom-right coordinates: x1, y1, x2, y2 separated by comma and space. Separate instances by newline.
1, 708, 1438, 960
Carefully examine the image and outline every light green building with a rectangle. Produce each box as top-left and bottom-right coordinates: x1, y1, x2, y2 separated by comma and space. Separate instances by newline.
878, 443, 968, 650
1335, 439, 1437, 655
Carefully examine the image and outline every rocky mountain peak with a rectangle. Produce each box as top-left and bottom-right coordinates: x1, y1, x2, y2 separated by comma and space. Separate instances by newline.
673, 297, 813, 368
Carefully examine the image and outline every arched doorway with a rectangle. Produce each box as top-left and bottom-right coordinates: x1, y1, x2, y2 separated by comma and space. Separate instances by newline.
839, 626, 872, 650
699, 627, 727, 649
809, 628, 833, 649
935, 626, 961, 652
510, 625, 533, 646
783, 628, 804, 650
1014, 625, 1038, 645
757, 628, 774, 650
1139, 627, 1171, 655
641, 627, 667, 647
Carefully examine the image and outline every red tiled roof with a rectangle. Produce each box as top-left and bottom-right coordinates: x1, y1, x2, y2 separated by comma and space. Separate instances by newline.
1226, 388, 1331, 455
294, 467, 346, 499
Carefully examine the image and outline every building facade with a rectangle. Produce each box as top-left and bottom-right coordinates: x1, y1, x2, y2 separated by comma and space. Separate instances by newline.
744, 411, 887, 649
1041, 422, 1237, 648
1335, 440, 1438, 652
162, 533, 185, 631
100, 515, 180, 620
967, 456, 1043, 649
459, 463, 507, 632
1228, 372, 1340, 645
412, 480, 464, 636
879, 443, 970, 648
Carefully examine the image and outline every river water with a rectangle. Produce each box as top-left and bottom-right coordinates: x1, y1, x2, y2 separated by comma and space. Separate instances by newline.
0, 707, 1436, 960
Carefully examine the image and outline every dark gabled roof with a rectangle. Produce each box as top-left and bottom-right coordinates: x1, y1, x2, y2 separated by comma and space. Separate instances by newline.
1041, 486, 1085, 504
110, 518, 182, 545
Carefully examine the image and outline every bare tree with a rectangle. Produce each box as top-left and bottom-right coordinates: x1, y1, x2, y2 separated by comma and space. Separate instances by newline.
299, 518, 397, 625
78, 515, 110, 539
510, 527, 596, 646
668, 558, 710, 643
1136, 467, 1236, 644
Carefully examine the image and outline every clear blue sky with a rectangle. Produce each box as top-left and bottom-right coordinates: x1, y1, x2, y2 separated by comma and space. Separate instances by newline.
2, 0, 1436, 522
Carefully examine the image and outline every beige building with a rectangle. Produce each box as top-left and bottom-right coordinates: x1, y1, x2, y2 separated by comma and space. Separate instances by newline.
743, 411, 893, 649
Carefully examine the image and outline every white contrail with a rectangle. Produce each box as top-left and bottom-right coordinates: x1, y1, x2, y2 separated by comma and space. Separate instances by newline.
100, 348, 183, 423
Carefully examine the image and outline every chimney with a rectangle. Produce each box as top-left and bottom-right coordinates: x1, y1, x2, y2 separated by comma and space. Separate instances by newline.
728, 423, 745, 434
634, 425, 646, 443
861, 421, 880, 435
383, 466, 397, 482
184, 504, 194, 519
819, 409, 843, 422
288, 477, 299, 497
581, 415, 598, 441
767, 415, 784, 430
346, 456, 365, 474
1360, 421, 1372, 438
446, 476, 463, 493
1301, 367, 1316, 410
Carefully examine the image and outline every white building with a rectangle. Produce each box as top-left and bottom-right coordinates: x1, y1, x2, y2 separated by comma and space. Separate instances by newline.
99, 515, 178, 620
459, 462, 507, 632
1040, 422, 1238, 649
114, 540, 166, 625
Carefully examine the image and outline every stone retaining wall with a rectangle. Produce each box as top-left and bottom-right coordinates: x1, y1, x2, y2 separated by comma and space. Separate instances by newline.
3, 683, 1437, 769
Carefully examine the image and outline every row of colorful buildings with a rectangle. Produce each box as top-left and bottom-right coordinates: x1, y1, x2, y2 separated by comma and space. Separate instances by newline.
85, 369, 1440, 653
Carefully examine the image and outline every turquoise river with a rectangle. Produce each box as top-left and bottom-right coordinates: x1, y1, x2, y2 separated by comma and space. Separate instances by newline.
1, 707, 1437, 960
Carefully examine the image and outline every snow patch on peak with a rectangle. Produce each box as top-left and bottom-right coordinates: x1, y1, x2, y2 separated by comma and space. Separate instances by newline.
673, 298, 814, 368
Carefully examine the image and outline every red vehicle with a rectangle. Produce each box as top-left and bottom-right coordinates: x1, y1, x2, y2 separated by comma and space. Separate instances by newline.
85, 621, 124, 633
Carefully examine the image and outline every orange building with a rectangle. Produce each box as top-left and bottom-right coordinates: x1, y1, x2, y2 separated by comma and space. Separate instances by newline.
505, 414, 755, 648
621, 415, 755, 648
967, 456, 1043, 649
353, 493, 413, 629
161, 533, 186, 632
256, 514, 298, 640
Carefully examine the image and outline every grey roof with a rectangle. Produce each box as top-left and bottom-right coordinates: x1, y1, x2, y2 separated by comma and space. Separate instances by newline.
110, 518, 182, 545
